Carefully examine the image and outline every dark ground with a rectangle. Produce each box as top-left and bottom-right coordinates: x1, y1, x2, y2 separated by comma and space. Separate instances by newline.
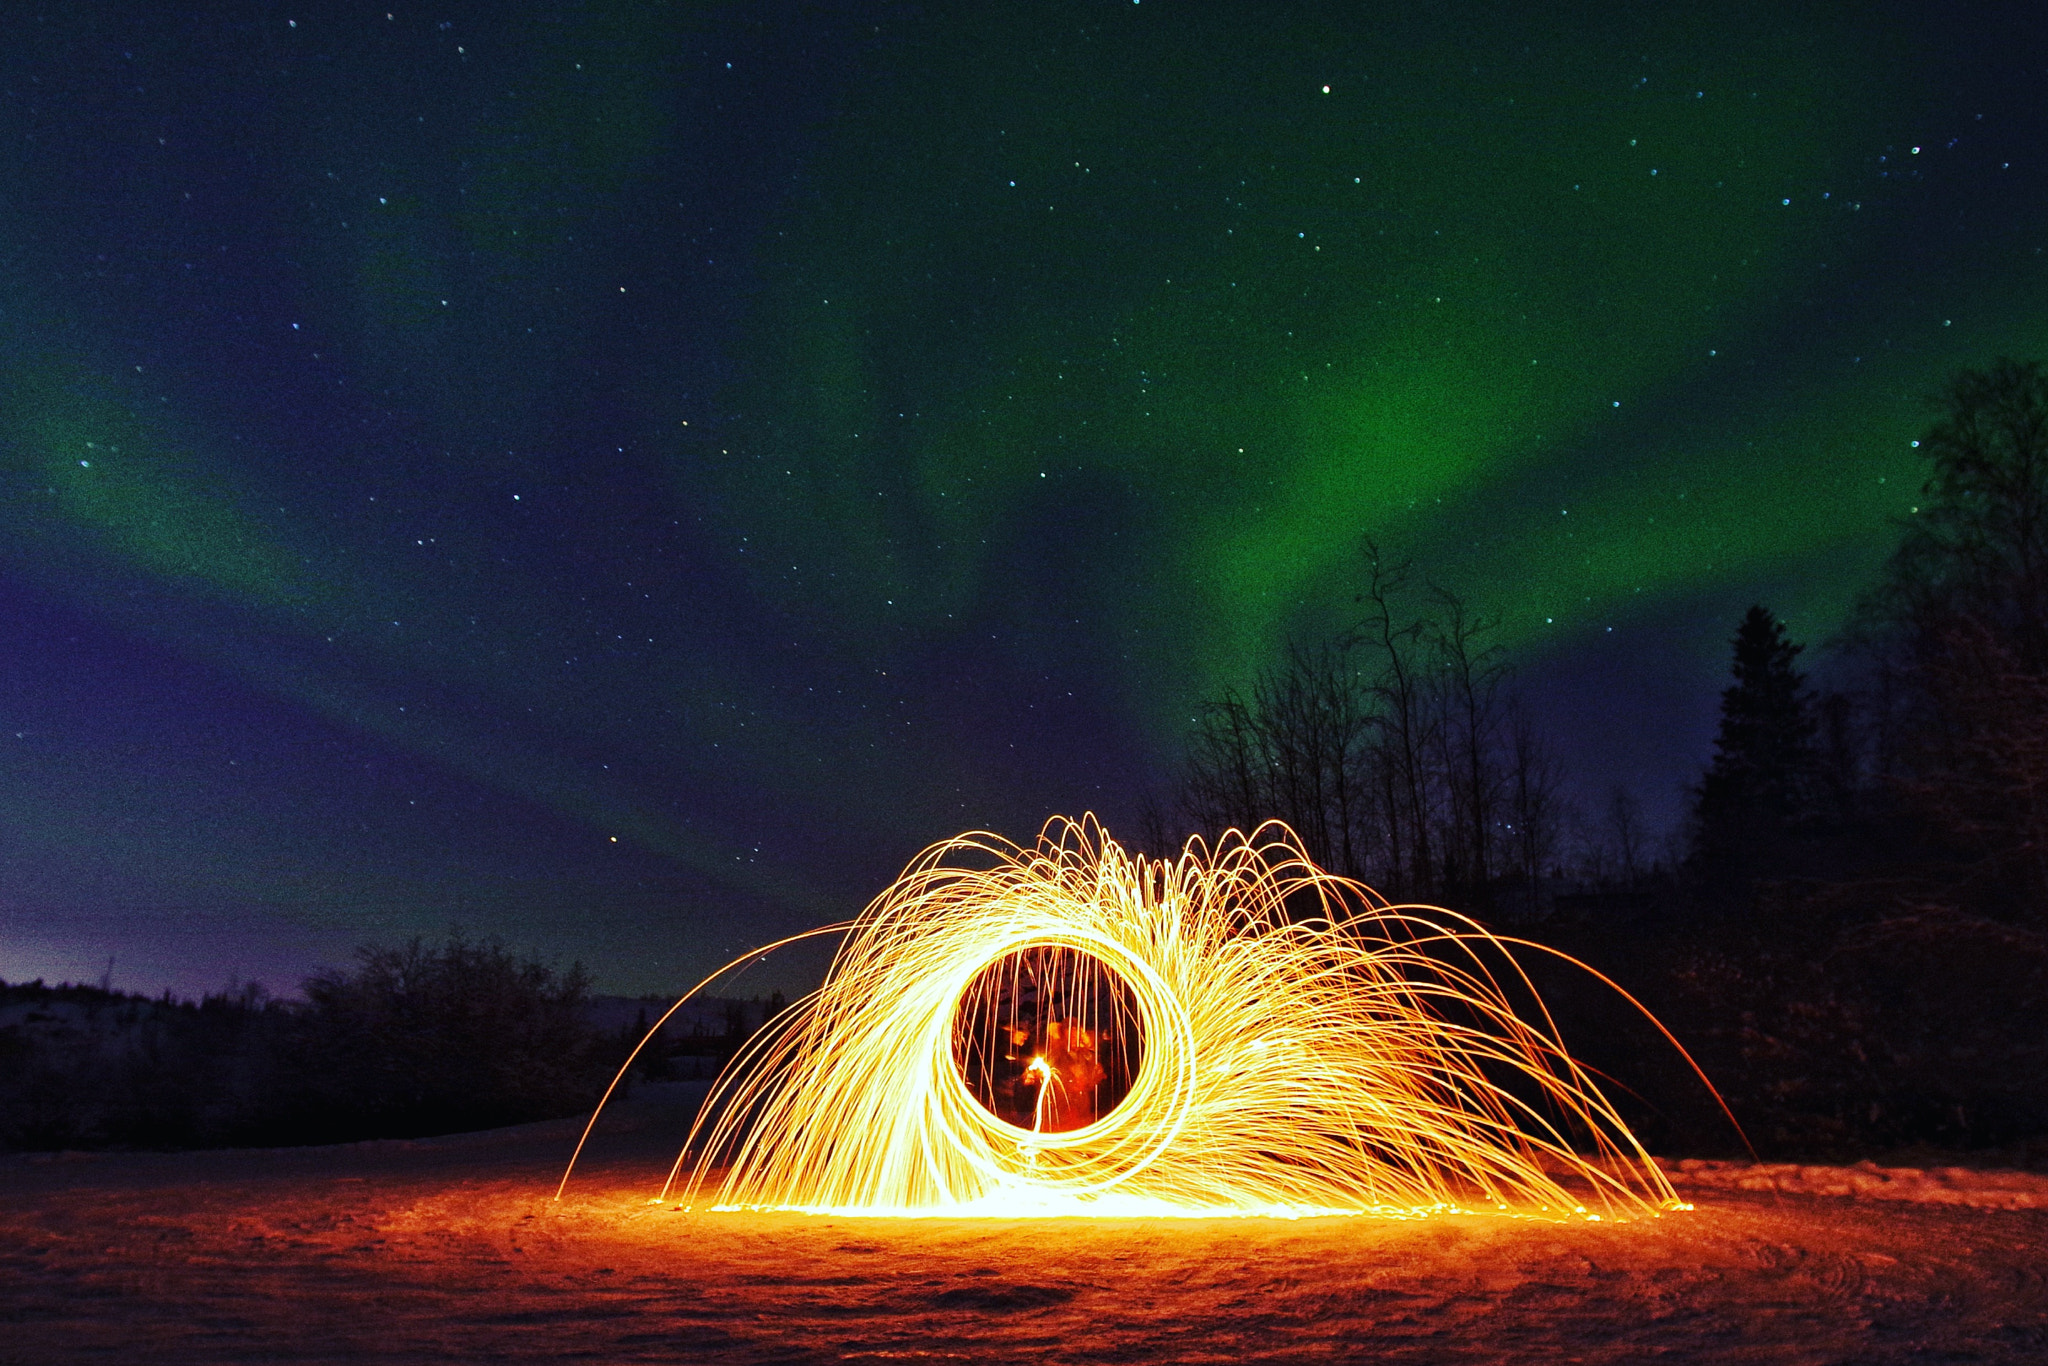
5, 1082, 2048, 1363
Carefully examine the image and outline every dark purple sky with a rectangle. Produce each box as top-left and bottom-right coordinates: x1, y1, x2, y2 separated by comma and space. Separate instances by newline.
3, 1, 2044, 997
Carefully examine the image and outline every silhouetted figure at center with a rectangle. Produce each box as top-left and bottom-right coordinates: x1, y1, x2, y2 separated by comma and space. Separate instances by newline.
953, 947, 1143, 1133
1020, 1019, 1108, 1132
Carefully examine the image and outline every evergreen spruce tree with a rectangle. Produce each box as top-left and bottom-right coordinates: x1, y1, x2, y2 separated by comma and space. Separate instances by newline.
1691, 605, 1817, 872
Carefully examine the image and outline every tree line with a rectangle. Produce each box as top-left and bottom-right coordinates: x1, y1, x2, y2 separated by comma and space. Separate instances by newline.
1156, 358, 2048, 1160
0, 934, 757, 1151
1162, 358, 2048, 926
1687, 356, 2048, 920
1158, 546, 1593, 913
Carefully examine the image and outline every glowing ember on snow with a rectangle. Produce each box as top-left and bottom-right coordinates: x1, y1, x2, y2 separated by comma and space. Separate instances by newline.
566, 817, 1717, 1220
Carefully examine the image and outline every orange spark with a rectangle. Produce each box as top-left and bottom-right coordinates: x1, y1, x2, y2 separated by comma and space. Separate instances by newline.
579, 817, 1719, 1221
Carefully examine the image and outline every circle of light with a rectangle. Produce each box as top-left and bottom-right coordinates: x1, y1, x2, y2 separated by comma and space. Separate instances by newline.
936, 931, 1192, 1194
653, 817, 1697, 1220
950, 943, 1151, 1136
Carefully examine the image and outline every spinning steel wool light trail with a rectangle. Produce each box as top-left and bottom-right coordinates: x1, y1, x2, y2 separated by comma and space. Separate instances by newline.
567, 817, 1712, 1220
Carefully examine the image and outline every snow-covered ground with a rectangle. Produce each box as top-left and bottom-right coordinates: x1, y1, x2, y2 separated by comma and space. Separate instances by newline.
5, 1084, 2046, 1364
1670, 1157, 2048, 1211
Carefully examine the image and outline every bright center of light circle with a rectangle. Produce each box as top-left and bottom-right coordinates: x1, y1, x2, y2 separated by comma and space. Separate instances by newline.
951, 945, 1145, 1135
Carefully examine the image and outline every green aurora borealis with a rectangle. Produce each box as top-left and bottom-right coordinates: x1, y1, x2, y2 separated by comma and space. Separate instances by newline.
727, 5, 2023, 664
2, 2, 2044, 994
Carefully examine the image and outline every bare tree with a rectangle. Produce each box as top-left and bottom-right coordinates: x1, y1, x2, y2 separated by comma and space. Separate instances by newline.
1431, 588, 1507, 893
1874, 358, 2048, 664
1606, 784, 1645, 885
1134, 791, 1177, 861
1182, 642, 1377, 882
1848, 358, 2048, 910
1893, 618, 2048, 898
1353, 545, 1436, 896
1502, 697, 1569, 892
1259, 641, 1375, 880
1175, 542, 1554, 909
1183, 689, 1266, 841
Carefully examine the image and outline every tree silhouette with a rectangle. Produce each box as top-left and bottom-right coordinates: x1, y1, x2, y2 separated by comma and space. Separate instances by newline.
295, 934, 600, 1140
1872, 358, 2048, 664
1852, 358, 2048, 909
1176, 545, 1538, 905
1691, 605, 1816, 874
1605, 784, 1646, 884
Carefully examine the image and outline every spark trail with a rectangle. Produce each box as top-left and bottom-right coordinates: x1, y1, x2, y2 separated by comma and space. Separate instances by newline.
648, 817, 1701, 1220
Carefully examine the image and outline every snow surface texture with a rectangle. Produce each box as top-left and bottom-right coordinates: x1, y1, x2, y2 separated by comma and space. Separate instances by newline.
1671, 1158, 2048, 1211
5, 1085, 2047, 1363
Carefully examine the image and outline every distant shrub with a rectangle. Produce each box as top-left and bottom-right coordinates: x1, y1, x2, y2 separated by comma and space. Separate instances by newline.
0, 935, 613, 1150
1530, 897, 2048, 1163
280, 935, 605, 1142
0, 980, 287, 1149
1665, 907, 2048, 1156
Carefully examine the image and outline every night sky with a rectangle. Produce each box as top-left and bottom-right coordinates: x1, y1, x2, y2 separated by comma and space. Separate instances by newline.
4, 2, 2045, 998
